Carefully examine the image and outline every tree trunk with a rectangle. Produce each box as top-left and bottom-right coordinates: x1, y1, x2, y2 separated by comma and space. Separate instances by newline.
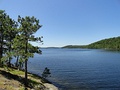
25, 59, 28, 87
8, 40, 12, 67
24, 37, 28, 87
0, 47, 2, 66
15, 56, 19, 68
0, 35, 3, 67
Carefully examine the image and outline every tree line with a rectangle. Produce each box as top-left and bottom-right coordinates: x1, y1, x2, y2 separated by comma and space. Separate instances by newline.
0, 10, 43, 87
63, 36, 120, 51
87, 37, 120, 50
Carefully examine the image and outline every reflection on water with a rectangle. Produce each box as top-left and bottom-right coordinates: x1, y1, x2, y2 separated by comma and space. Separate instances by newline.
28, 48, 120, 90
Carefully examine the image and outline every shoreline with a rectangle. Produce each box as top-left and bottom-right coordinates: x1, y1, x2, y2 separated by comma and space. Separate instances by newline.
0, 67, 58, 90
28, 71, 59, 90
44, 83, 59, 90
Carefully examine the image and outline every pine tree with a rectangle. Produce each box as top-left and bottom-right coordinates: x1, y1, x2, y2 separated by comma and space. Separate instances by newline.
13, 15, 42, 87
0, 10, 18, 67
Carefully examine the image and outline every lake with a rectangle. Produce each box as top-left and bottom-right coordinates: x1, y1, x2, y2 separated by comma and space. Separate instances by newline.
28, 48, 120, 90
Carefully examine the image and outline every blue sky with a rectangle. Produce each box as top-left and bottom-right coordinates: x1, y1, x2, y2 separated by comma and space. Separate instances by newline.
0, 0, 120, 47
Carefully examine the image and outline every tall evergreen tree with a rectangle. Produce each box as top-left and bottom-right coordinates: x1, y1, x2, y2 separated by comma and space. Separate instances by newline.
0, 10, 6, 66
3, 15, 18, 66
13, 15, 42, 87
0, 10, 18, 67
0, 11, 11, 66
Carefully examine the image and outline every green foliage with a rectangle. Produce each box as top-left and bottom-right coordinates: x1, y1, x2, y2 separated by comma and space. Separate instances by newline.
63, 36, 120, 51
42, 67, 51, 79
0, 10, 18, 66
12, 15, 42, 63
87, 37, 120, 50
0, 10, 5, 14
15, 15, 42, 86
0, 10, 43, 87
63, 45, 87, 48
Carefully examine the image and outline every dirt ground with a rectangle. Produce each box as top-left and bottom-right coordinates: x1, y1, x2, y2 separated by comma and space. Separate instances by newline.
0, 68, 58, 90
0, 72, 25, 90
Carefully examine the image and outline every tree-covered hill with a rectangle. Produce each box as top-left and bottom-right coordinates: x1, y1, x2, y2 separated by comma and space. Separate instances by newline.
63, 36, 120, 51
87, 36, 120, 50
63, 45, 87, 48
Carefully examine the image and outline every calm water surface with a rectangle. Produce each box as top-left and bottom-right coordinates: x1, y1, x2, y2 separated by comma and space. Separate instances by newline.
28, 48, 120, 90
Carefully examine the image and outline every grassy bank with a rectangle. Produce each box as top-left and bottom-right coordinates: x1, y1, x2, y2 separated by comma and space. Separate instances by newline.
0, 67, 57, 90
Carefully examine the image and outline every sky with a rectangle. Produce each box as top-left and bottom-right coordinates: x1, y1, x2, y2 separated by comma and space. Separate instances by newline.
0, 0, 120, 47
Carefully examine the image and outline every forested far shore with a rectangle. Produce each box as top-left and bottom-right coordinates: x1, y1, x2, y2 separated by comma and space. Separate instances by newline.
63, 45, 87, 48
63, 36, 120, 51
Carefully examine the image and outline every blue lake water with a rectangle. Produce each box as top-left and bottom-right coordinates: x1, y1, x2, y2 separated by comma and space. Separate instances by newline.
28, 48, 120, 90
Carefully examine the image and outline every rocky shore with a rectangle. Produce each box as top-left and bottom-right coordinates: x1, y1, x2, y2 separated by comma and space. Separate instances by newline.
44, 83, 58, 90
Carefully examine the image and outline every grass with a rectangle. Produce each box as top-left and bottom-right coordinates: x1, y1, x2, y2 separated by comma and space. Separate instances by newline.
0, 66, 46, 90
5, 86, 14, 90
10, 70, 24, 75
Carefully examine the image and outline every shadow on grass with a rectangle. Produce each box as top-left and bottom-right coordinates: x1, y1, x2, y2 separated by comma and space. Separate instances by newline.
0, 69, 46, 89
29, 72, 52, 84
